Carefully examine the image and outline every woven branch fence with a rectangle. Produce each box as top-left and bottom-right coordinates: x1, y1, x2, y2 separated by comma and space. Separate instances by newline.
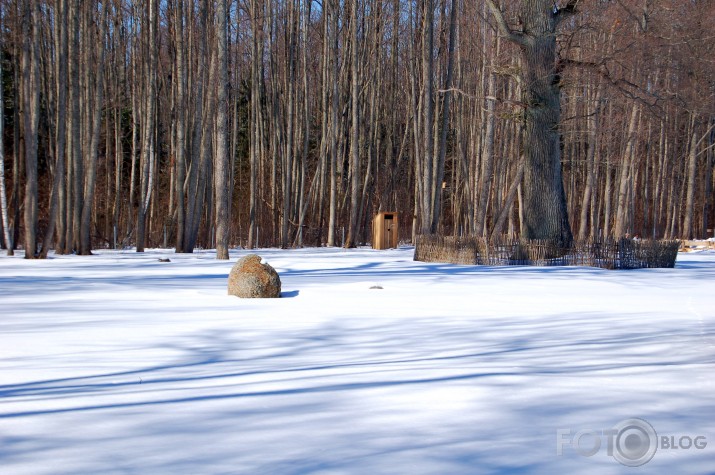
413, 235, 680, 269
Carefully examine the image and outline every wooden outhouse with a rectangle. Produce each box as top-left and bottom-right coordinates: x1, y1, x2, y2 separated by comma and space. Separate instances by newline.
372, 212, 398, 250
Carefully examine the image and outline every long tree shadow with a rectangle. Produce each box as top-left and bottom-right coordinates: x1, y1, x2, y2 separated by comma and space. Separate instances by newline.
2, 312, 713, 418
2, 306, 714, 474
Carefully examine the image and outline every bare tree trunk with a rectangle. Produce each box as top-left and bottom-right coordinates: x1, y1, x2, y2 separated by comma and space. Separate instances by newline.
486, 0, 574, 245
39, 0, 69, 258
705, 119, 715, 238
182, 1, 209, 252
327, 0, 339, 247
683, 121, 715, 238
603, 158, 612, 238
614, 103, 639, 237
577, 83, 603, 240
79, 5, 108, 255
317, 0, 331, 246
11, 9, 22, 254
63, 0, 82, 253
22, 0, 41, 258
112, 102, 122, 248
189, 48, 217, 250
174, 0, 187, 252
652, 119, 666, 238
281, 0, 297, 248
682, 125, 697, 239
136, 0, 157, 252
248, 0, 261, 249
296, 0, 312, 248
345, 0, 360, 247
408, 2, 422, 240
0, 5, 13, 255
431, 0, 458, 233
230, 36, 241, 248
490, 160, 525, 239
214, 0, 230, 259
475, 38, 498, 237
257, 3, 268, 247
420, 0, 435, 235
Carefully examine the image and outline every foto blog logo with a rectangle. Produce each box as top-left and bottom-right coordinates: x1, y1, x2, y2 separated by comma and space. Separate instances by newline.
557, 418, 708, 467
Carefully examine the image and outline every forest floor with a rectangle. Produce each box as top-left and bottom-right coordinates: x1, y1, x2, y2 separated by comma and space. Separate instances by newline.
1, 246, 714, 474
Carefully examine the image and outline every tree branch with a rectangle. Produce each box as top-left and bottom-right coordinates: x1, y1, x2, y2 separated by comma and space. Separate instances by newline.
484, 0, 529, 47
561, 0, 579, 14
560, 57, 667, 116
554, 0, 579, 26
614, 0, 647, 32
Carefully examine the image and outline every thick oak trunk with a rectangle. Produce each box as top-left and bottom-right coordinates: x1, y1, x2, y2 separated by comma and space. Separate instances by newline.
487, 0, 573, 245
519, 3, 572, 244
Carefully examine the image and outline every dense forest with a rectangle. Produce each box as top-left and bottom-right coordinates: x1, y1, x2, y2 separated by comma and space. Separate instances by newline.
1, 0, 714, 258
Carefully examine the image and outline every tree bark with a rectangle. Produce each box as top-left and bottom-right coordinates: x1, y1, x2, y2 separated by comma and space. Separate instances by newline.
420, 0, 435, 234
282, 0, 297, 248
614, 103, 639, 237
475, 38, 499, 237
39, 0, 69, 258
0, 5, 13, 255
182, 0, 210, 252
327, 0, 339, 247
430, 0, 458, 233
296, 0, 312, 248
345, 0, 360, 247
317, 0, 331, 246
22, 0, 41, 258
79, 4, 108, 255
214, 0, 230, 259
683, 121, 715, 239
248, 0, 261, 249
136, 0, 157, 252
174, 0, 187, 252
486, 0, 573, 245
577, 83, 603, 241
491, 160, 526, 239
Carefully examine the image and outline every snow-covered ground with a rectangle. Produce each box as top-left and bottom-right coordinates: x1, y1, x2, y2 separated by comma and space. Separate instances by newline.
1, 247, 714, 475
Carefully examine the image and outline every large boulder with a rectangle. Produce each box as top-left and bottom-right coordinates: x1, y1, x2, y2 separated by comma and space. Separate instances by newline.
228, 254, 281, 298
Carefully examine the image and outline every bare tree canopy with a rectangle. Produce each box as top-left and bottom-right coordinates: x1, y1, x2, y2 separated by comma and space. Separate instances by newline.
0, 0, 713, 257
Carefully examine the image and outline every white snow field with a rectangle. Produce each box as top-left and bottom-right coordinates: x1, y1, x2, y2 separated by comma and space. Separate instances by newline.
1, 247, 714, 475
